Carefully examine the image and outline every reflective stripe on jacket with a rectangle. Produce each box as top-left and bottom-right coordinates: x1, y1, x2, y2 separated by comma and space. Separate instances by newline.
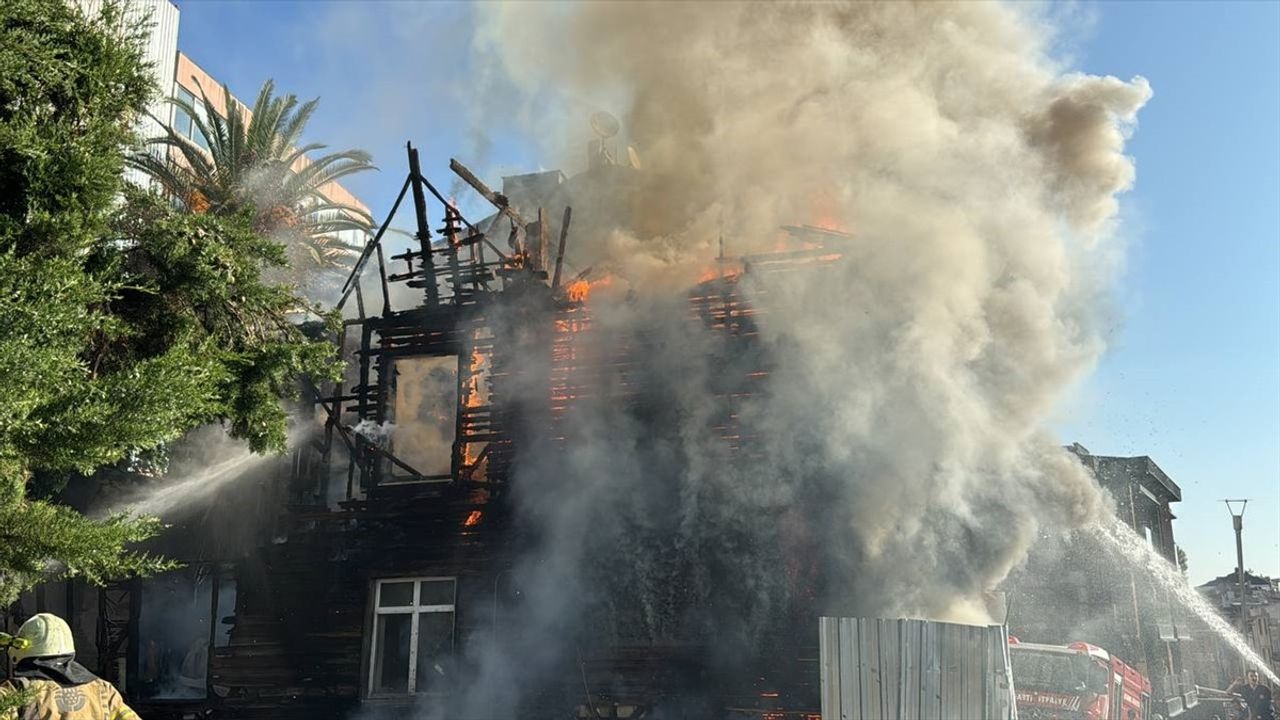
0, 678, 138, 720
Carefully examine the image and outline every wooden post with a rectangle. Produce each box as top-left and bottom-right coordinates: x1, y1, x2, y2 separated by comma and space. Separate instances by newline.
552, 206, 572, 291
529, 208, 548, 272
375, 244, 391, 315
408, 143, 438, 307
445, 205, 463, 301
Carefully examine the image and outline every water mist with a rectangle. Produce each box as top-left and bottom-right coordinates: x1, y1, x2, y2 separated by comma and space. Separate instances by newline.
1094, 515, 1280, 684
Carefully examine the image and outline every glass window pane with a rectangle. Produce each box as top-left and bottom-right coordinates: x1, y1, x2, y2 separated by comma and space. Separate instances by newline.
372, 614, 411, 694
379, 581, 413, 607
173, 104, 192, 138
415, 611, 454, 693
174, 87, 195, 138
419, 579, 454, 606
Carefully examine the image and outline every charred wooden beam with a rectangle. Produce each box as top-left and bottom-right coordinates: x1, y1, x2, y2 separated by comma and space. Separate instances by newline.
408, 143, 439, 307
449, 158, 523, 225
375, 243, 391, 315
337, 173, 411, 312
552, 206, 572, 291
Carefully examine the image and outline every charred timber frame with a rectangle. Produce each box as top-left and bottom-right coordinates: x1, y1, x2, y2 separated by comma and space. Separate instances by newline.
313, 147, 571, 499
182, 149, 849, 720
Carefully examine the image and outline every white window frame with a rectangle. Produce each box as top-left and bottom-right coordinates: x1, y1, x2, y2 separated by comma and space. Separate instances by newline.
367, 577, 456, 696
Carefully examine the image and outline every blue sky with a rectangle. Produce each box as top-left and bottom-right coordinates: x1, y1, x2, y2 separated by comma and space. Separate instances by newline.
1053, 1, 1280, 584
172, 1, 1279, 585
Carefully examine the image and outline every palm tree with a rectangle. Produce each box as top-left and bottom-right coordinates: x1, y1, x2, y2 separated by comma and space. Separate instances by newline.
130, 79, 374, 279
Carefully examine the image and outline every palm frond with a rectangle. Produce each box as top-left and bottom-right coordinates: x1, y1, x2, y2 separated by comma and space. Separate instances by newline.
129, 78, 374, 273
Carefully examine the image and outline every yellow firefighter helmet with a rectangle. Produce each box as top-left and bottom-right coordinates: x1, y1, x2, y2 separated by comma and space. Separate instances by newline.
11, 613, 75, 662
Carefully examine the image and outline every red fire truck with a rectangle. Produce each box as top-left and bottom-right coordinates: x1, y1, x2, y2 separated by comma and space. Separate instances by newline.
1008, 638, 1154, 720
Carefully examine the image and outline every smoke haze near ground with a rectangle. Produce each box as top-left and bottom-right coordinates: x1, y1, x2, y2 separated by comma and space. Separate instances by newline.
411, 2, 1155, 715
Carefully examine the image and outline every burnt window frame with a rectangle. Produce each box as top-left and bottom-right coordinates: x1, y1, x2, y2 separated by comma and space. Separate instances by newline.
383, 355, 460, 486
365, 577, 457, 697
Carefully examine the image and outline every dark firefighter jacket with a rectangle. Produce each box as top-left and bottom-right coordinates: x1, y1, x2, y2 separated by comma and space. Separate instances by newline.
1237, 683, 1275, 720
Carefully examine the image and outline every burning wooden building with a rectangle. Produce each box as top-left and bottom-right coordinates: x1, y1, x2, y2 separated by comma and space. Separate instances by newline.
6, 145, 851, 720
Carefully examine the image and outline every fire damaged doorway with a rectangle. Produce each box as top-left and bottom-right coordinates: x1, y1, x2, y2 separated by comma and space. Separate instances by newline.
131, 564, 235, 702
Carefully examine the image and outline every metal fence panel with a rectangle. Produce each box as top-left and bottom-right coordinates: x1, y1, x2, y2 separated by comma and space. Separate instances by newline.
819, 617, 1018, 720
840, 618, 858, 720
922, 619, 941, 720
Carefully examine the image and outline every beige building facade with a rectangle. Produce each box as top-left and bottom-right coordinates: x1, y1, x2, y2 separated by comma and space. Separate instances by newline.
169, 52, 371, 249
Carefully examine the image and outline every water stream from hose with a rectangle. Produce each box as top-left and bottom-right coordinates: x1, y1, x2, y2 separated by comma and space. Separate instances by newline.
1093, 514, 1279, 684
94, 449, 270, 520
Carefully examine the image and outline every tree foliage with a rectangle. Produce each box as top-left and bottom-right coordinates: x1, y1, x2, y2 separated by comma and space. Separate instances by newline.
129, 78, 375, 292
0, 0, 340, 606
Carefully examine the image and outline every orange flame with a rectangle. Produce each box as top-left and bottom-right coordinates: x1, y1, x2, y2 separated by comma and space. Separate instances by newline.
465, 347, 486, 408
565, 275, 615, 303
810, 187, 849, 233
698, 264, 742, 283
463, 510, 482, 527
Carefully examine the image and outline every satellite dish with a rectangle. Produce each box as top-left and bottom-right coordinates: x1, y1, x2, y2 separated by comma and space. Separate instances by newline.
590, 111, 620, 139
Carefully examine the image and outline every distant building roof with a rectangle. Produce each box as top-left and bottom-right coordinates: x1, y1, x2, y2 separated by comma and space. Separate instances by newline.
1067, 445, 1182, 503
1198, 570, 1276, 591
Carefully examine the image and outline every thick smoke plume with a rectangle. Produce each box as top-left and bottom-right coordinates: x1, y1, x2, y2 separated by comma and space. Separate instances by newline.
436, 2, 1150, 715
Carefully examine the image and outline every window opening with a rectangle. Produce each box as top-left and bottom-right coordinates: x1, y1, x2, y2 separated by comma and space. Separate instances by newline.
173, 87, 194, 140
136, 567, 209, 699
460, 328, 493, 483
389, 357, 457, 483
368, 578, 455, 696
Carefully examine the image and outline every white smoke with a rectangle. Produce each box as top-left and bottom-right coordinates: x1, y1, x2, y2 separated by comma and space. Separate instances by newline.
418, 2, 1152, 715
478, 0, 1148, 620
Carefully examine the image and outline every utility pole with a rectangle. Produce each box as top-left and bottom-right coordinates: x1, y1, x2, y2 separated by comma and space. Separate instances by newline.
1224, 499, 1250, 674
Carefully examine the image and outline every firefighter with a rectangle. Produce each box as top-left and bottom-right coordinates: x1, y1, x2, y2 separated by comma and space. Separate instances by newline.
1229, 671, 1276, 720
0, 613, 139, 719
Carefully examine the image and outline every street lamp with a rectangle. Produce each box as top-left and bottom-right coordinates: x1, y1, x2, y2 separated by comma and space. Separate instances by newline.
1223, 498, 1249, 674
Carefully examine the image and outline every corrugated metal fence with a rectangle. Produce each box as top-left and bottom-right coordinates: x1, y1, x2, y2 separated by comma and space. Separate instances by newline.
820, 617, 1018, 720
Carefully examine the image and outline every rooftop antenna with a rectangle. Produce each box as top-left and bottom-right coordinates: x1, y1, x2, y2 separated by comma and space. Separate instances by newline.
588, 111, 619, 169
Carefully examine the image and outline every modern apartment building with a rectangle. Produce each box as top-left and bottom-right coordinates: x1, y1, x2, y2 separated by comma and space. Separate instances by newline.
76, 0, 371, 246
168, 50, 371, 251
3, 5, 374, 715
